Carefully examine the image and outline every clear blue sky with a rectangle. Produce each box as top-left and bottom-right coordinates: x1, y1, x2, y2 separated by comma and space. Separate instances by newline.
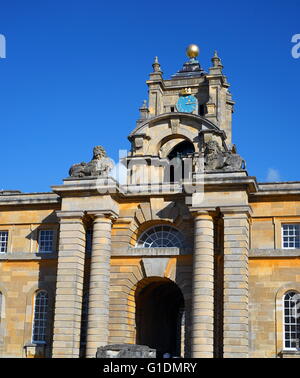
0, 0, 299, 192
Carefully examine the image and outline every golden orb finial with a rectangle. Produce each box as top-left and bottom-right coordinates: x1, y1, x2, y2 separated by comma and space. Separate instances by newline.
186, 44, 199, 59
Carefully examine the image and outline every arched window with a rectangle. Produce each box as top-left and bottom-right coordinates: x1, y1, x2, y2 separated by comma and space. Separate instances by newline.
32, 290, 49, 344
283, 291, 300, 349
136, 225, 184, 248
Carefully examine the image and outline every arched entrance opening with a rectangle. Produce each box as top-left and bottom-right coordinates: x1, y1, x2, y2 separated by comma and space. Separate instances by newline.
167, 140, 195, 182
135, 278, 185, 358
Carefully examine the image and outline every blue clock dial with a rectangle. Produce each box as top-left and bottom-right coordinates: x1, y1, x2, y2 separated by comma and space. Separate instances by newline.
176, 95, 197, 113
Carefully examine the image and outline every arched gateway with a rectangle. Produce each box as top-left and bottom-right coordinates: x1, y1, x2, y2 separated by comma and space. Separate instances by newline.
135, 278, 184, 358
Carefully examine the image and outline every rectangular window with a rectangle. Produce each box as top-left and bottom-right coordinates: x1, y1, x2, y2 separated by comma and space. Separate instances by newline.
0, 231, 8, 253
282, 224, 300, 249
38, 230, 54, 253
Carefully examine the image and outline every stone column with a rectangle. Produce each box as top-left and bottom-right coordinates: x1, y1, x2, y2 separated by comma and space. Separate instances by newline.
222, 206, 251, 358
52, 211, 86, 358
85, 212, 114, 358
191, 211, 214, 358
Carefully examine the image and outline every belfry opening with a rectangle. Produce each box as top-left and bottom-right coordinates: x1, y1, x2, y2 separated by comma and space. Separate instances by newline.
135, 278, 185, 358
167, 140, 195, 183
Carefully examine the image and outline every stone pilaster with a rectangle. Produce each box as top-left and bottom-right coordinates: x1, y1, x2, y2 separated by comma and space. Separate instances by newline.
191, 211, 214, 358
52, 211, 86, 358
85, 212, 114, 358
222, 206, 251, 358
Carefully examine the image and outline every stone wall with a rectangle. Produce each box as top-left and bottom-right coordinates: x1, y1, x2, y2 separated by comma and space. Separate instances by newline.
0, 260, 57, 357
248, 258, 300, 358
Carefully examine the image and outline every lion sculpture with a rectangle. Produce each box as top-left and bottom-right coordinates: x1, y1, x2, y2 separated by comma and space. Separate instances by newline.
204, 140, 245, 171
69, 146, 114, 177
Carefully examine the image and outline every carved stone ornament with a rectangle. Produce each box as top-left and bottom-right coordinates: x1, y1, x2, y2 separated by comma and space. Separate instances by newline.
96, 344, 156, 358
69, 145, 114, 177
204, 140, 245, 171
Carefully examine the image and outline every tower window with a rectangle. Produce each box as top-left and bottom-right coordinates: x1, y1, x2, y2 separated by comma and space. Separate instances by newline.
0, 231, 8, 253
170, 106, 175, 112
199, 104, 206, 116
282, 224, 300, 249
32, 290, 49, 344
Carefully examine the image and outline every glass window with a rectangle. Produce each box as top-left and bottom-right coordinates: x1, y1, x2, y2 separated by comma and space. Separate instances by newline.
282, 224, 300, 249
283, 291, 300, 349
38, 230, 54, 253
0, 231, 8, 253
136, 225, 184, 248
32, 290, 49, 344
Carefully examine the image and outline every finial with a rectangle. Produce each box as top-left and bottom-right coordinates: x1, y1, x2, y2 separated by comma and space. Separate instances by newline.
211, 50, 223, 68
186, 44, 200, 60
139, 100, 149, 120
152, 56, 161, 72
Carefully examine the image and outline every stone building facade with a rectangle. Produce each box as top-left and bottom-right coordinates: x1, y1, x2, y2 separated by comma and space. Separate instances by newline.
0, 46, 299, 358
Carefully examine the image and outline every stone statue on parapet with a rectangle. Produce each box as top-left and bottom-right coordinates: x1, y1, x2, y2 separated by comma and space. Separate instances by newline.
69, 145, 114, 177
204, 140, 245, 171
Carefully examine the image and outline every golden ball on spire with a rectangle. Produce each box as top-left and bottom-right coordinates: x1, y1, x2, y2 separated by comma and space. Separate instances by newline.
186, 44, 199, 59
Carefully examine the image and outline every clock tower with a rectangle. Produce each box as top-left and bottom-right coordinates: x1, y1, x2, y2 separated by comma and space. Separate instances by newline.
143, 45, 234, 145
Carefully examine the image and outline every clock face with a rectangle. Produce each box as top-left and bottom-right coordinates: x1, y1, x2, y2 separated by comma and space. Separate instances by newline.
176, 95, 197, 113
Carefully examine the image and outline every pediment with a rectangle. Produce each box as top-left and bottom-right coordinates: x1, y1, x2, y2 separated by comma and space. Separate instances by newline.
129, 112, 224, 139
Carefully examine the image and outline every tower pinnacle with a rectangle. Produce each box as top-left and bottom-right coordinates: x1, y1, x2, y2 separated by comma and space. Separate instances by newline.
152, 56, 161, 72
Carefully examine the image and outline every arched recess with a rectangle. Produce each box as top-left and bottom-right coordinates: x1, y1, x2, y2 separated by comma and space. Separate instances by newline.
128, 273, 192, 357
135, 277, 184, 357
108, 255, 193, 356
165, 140, 195, 183
159, 135, 195, 159
275, 283, 300, 355
128, 201, 193, 248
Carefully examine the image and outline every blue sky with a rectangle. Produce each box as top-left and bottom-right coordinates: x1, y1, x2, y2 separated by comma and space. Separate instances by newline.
0, 0, 299, 192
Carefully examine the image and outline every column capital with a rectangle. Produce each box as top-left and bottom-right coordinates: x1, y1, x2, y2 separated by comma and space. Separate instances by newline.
190, 207, 216, 220
87, 210, 118, 221
56, 210, 85, 220
220, 205, 252, 218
